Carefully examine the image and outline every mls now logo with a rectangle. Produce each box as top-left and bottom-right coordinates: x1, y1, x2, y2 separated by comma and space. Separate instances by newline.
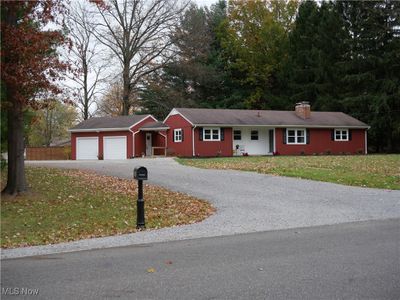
2, 287, 39, 296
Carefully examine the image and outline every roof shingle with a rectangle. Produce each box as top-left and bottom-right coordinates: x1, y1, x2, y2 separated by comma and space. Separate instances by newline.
174, 108, 368, 128
70, 115, 150, 131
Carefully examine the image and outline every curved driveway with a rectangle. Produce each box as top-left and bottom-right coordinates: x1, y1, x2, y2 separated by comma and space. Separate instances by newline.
3, 158, 399, 258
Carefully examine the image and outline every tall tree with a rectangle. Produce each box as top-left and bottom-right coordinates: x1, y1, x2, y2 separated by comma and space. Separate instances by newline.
91, 0, 187, 115
141, 0, 233, 117
65, 0, 107, 120
337, 0, 400, 152
96, 81, 138, 116
27, 99, 77, 147
1, 1, 68, 195
285, 1, 346, 110
219, 0, 298, 109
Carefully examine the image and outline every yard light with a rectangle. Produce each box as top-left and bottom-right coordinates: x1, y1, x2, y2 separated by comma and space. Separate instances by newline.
133, 166, 148, 229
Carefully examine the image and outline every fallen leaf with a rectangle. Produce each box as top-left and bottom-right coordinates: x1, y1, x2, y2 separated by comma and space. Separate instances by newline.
147, 267, 156, 273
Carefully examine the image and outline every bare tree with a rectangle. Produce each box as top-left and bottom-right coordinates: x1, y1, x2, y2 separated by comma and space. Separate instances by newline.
91, 0, 188, 115
66, 0, 107, 120
97, 81, 128, 116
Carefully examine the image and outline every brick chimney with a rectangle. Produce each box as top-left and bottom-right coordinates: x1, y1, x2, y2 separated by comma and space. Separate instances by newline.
295, 102, 311, 119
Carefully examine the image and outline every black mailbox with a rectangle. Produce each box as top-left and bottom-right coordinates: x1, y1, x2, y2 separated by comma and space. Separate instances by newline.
134, 166, 148, 181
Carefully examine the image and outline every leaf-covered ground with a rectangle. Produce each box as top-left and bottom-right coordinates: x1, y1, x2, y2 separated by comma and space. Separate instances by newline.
1, 167, 215, 249
177, 155, 400, 190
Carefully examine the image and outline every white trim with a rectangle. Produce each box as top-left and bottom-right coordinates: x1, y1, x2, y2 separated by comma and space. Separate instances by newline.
192, 125, 197, 157
103, 136, 127, 160
140, 127, 169, 131
76, 137, 98, 160
69, 115, 158, 133
173, 128, 183, 143
273, 128, 276, 153
286, 128, 306, 145
334, 129, 349, 141
70, 127, 132, 132
203, 128, 221, 141
130, 115, 158, 130
131, 130, 140, 157
163, 108, 194, 125
193, 124, 369, 129
158, 132, 167, 149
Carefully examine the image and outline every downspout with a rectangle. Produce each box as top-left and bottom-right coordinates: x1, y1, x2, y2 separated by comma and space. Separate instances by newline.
192, 125, 197, 157
129, 128, 140, 157
158, 132, 167, 156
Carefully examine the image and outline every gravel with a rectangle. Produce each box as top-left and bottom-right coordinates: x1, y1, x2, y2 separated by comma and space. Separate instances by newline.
2, 158, 399, 259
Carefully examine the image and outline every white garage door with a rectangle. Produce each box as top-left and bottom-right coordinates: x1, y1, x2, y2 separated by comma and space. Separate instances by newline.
76, 137, 98, 160
104, 136, 127, 160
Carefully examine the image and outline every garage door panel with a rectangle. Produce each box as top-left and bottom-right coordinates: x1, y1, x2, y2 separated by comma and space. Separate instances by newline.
104, 136, 127, 160
76, 137, 98, 160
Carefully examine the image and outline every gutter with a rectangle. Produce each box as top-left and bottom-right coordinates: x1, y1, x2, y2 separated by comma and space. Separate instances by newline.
192, 125, 197, 157
69, 127, 131, 132
129, 128, 140, 157
193, 124, 369, 129
158, 132, 168, 155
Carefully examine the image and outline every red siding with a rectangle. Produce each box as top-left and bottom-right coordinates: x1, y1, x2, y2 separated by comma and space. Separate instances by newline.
130, 116, 157, 157
71, 115, 157, 159
275, 128, 366, 155
164, 114, 193, 157
71, 130, 133, 160
194, 128, 233, 157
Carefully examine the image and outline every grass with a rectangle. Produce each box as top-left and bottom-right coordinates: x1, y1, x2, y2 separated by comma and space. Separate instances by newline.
176, 154, 400, 190
1, 167, 215, 249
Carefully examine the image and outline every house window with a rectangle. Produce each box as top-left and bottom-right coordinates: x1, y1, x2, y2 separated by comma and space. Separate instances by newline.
174, 129, 183, 142
251, 130, 259, 140
204, 128, 220, 141
335, 129, 348, 141
233, 130, 241, 140
287, 129, 306, 144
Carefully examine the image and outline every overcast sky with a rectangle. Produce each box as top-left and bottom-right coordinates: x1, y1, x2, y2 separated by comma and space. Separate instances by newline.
195, 0, 217, 7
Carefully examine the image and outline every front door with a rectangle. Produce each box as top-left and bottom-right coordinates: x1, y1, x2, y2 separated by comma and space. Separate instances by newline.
269, 129, 274, 153
145, 133, 152, 156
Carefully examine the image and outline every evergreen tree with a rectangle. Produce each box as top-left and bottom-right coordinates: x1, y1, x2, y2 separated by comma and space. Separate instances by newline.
140, 1, 232, 117
337, 0, 400, 152
285, 1, 345, 111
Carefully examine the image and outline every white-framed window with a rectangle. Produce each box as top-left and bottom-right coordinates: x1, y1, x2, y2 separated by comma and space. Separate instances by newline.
334, 129, 348, 141
287, 128, 306, 144
233, 130, 241, 140
251, 130, 259, 140
174, 128, 183, 142
204, 128, 220, 141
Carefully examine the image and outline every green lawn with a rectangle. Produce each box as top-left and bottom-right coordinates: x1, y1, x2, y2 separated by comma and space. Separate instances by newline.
177, 155, 400, 190
1, 167, 214, 248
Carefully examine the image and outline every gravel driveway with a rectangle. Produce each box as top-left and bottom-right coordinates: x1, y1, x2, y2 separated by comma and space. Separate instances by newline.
3, 158, 399, 258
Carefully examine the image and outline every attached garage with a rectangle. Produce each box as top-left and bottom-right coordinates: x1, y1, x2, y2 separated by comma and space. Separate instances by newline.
76, 137, 98, 160
70, 114, 159, 160
103, 136, 127, 160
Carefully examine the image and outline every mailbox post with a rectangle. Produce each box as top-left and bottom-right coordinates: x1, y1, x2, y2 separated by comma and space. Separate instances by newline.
133, 166, 148, 229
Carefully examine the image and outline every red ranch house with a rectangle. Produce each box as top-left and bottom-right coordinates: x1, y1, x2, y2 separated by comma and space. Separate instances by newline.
163, 103, 369, 157
70, 103, 369, 160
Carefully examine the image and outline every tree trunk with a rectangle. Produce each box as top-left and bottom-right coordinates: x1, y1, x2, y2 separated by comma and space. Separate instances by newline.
122, 66, 130, 115
2, 98, 28, 195
83, 61, 89, 120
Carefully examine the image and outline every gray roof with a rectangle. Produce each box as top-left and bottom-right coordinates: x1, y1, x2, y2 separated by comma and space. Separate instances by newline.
140, 121, 169, 130
70, 115, 151, 131
174, 108, 368, 128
